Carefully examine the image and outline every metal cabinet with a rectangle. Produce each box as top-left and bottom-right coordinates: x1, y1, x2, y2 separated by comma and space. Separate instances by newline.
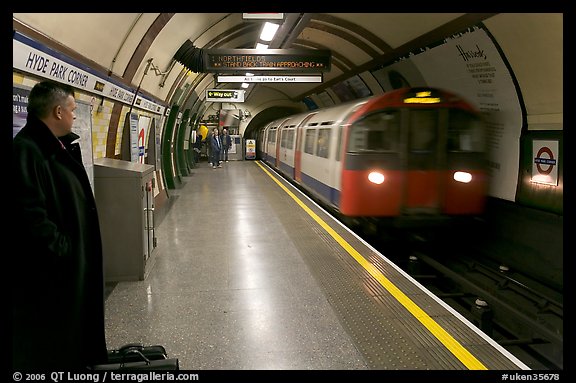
94, 158, 157, 281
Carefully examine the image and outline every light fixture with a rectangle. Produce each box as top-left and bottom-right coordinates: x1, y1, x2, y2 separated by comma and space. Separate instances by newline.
368, 171, 385, 185
453, 171, 472, 183
255, 42, 269, 50
260, 22, 280, 42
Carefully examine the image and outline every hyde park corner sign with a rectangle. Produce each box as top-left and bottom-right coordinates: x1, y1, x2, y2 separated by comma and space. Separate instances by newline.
532, 140, 559, 186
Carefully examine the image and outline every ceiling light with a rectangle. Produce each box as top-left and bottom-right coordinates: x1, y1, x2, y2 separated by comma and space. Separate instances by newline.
260, 22, 279, 42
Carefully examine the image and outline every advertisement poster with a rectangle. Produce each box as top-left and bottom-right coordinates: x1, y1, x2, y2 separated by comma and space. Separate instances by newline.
372, 26, 522, 201
138, 116, 151, 164
128, 112, 139, 163
13, 84, 29, 137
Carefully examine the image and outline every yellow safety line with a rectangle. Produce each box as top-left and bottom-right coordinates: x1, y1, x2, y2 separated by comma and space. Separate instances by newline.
256, 161, 488, 370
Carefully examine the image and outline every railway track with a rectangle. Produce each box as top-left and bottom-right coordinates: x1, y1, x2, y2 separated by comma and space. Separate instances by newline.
366, 227, 564, 370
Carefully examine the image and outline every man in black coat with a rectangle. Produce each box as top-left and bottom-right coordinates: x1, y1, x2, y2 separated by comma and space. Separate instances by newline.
210, 128, 222, 168
221, 128, 232, 162
11, 81, 108, 369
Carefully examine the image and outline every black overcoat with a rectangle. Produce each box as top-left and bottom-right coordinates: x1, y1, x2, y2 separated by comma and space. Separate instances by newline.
11, 116, 107, 369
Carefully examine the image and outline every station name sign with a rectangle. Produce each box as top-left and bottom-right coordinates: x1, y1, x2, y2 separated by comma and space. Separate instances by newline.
204, 49, 331, 73
205, 89, 245, 102
13, 32, 166, 115
217, 75, 323, 83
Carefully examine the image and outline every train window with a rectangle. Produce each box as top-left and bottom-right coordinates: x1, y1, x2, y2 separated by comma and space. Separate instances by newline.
317, 128, 331, 158
348, 111, 399, 152
304, 129, 316, 154
286, 129, 295, 149
447, 110, 484, 152
280, 129, 288, 148
409, 110, 437, 152
268, 128, 277, 144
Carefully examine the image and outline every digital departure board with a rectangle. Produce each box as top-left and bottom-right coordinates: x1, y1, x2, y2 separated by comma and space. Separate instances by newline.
203, 49, 331, 73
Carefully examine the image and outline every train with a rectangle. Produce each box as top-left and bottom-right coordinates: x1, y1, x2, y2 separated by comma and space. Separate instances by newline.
257, 87, 488, 230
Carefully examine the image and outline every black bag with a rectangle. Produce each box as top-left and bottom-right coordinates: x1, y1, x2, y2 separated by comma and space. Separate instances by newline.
107, 343, 168, 363
91, 343, 179, 370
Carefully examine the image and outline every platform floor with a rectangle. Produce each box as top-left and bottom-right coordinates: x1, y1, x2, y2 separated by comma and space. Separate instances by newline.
104, 160, 528, 371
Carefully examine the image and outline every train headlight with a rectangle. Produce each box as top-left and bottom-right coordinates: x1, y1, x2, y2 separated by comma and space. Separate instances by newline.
453, 171, 472, 183
368, 171, 385, 184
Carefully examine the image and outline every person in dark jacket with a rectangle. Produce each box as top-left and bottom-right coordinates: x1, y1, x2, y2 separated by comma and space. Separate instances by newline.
193, 134, 203, 163
210, 127, 222, 168
220, 128, 232, 162
11, 80, 108, 369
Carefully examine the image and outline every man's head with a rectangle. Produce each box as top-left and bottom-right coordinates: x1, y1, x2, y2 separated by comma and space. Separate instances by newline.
28, 81, 77, 137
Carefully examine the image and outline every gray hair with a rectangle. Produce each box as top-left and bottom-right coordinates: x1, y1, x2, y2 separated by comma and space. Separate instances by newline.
27, 81, 75, 120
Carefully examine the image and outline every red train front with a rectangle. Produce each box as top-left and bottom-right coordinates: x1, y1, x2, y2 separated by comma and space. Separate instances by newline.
339, 87, 488, 225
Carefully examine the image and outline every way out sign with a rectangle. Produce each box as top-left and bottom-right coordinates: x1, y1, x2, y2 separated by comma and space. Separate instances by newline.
531, 140, 559, 186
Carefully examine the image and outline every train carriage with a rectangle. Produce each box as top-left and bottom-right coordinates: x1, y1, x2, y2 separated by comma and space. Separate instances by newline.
258, 87, 487, 228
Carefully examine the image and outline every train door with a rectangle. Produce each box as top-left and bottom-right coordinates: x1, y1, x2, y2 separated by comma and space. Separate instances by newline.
268, 126, 277, 164
401, 108, 444, 214
294, 113, 316, 182
276, 125, 283, 168
261, 127, 269, 160
325, 125, 340, 205
265, 128, 271, 160
274, 118, 290, 169
279, 123, 288, 170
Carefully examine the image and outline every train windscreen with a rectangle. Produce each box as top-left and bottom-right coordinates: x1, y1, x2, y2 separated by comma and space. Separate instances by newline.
347, 111, 400, 152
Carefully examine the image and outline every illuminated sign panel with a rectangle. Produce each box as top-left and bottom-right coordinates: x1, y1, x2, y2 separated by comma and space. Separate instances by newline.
242, 13, 284, 20
205, 89, 245, 102
204, 49, 331, 72
217, 75, 322, 83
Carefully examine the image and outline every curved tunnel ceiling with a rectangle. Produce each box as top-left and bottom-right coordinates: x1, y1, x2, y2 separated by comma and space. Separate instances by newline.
169, 14, 471, 100
12, 12, 563, 142
160, 13, 502, 116
8, 13, 516, 106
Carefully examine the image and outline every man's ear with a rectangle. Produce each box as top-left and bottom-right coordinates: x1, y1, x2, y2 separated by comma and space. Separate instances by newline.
53, 104, 63, 120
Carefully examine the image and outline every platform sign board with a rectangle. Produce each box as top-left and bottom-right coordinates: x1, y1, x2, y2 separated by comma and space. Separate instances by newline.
204, 49, 331, 72
218, 75, 322, 83
206, 89, 245, 102
13, 31, 166, 115
245, 139, 256, 160
531, 140, 559, 186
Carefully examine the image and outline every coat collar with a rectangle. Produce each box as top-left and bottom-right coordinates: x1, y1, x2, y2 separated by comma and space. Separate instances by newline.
17, 115, 66, 157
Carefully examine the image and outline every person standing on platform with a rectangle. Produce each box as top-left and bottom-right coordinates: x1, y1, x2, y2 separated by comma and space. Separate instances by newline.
221, 128, 232, 162
193, 134, 203, 163
210, 127, 222, 168
11, 80, 108, 369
